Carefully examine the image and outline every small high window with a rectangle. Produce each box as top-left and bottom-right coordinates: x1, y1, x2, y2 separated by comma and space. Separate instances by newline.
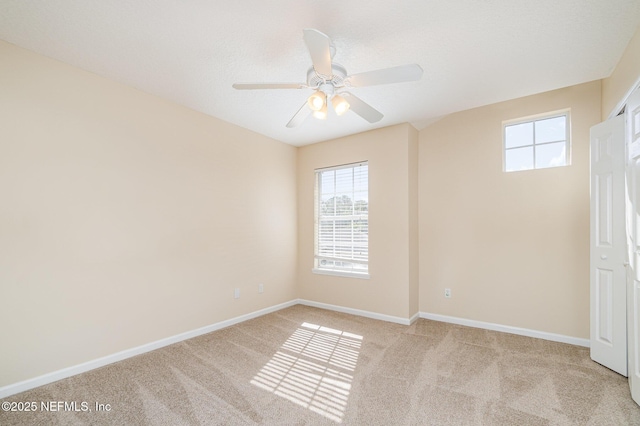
503, 110, 570, 172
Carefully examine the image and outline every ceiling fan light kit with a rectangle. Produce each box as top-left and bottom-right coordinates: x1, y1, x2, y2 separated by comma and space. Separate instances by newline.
307, 91, 326, 111
233, 28, 423, 128
332, 94, 350, 116
312, 103, 328, 120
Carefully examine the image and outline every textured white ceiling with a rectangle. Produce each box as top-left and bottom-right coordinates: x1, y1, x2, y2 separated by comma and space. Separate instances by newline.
1, 1, 639, 146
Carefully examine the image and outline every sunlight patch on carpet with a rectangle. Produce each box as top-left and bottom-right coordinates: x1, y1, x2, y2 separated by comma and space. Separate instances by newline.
251, 322, 363, 423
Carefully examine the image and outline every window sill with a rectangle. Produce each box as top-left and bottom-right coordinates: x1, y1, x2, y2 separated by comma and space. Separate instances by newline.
312, 269, 370, 280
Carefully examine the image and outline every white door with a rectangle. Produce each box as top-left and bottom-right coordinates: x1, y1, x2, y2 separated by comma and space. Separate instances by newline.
626, 86, 640, 403
590, 114, 627, 376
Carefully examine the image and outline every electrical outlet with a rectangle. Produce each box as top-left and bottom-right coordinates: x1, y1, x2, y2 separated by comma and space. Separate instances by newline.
258, 283, 264, 293
234, 288, 240, 299
444, 288, 452, 298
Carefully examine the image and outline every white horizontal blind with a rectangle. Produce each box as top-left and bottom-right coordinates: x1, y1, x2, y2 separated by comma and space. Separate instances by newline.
315, 162, 368, 275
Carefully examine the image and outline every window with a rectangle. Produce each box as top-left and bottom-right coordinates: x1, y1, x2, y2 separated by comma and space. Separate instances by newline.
314, 162, 369, 278
503, 110, 570, 172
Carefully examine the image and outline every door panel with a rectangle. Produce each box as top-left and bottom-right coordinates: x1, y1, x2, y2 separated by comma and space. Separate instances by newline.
596, 268, 614, 345
627, 87, 640, 403
595, 173, 613, 247
590, 114, 627, 376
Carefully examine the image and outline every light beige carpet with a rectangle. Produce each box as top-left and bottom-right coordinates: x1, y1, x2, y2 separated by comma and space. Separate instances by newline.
1, 305, 639, 425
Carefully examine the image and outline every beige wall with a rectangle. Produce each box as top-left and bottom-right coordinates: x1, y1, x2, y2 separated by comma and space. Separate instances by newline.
297, 124, 418, 319
419, 81, 601, 339
0, 41, 298, 388
602, 28, 640, 120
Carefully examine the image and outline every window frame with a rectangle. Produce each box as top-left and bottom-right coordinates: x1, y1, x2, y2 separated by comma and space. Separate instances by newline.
502, 109, 571, 172
313, 161, 370, 280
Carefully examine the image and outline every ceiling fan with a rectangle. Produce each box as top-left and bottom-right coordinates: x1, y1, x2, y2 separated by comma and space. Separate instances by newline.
232, 29, 423, 128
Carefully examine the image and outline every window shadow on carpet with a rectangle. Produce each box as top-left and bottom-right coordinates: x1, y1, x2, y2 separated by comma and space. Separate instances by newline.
251, 322, 363, 423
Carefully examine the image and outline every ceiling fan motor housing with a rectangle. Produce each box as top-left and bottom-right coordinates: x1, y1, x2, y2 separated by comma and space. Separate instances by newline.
307, 63, 347, 91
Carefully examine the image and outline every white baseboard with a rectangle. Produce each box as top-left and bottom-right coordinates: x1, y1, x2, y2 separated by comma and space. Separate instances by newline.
0, 299, 298, 399
297, 299, 414, 325
0, 301, 590, 399
420, 312, 590, 347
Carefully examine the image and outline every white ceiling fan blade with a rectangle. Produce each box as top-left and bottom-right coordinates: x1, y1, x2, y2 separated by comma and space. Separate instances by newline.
286, 102, 312, 128
303, 29, 333, 77
341, 92, 383, 123
233, 83, 307, 90
345, 64, 423, 87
